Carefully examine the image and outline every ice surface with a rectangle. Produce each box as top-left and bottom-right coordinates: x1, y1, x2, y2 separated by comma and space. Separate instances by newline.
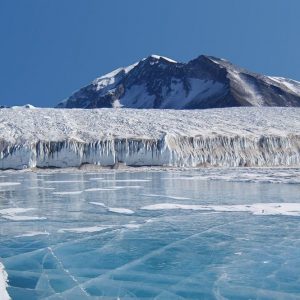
0, 169, 300, 299
0, 107, 300, 169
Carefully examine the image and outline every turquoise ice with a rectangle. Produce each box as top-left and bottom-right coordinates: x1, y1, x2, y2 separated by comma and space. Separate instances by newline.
0, 169, 300, 299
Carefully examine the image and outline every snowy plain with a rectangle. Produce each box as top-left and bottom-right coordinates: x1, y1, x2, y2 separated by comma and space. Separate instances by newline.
0, 107, 300, 169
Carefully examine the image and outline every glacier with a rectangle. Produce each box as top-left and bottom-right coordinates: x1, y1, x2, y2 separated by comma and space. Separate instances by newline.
0, 107, 300, 169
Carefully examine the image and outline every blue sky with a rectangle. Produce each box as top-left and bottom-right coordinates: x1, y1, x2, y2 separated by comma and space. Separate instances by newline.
0, 0, 299, 107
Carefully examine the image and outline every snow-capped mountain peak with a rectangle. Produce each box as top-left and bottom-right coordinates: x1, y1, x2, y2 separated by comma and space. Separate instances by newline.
56, 54, 300, 109
145, 54, 177, 63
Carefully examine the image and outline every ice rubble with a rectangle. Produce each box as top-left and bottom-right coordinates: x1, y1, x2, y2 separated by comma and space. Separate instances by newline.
0, 107, 300, 169
0, 262, 10, 300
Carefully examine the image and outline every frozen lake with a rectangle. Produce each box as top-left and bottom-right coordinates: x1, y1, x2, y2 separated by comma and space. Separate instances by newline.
0, 168, 300, 299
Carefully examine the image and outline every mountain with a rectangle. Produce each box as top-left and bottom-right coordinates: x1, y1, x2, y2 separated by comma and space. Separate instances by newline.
56, 55, 300, 109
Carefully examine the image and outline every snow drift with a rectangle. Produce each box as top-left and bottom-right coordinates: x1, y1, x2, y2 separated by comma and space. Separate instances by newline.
0, 107, 300, 170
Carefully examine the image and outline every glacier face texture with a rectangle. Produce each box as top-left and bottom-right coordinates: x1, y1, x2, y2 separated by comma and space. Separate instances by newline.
0, 107, 300, 169
56, 54, 300, 109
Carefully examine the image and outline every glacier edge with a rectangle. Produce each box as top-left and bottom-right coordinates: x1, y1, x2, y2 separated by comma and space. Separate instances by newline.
0, 107, 300, 170
1, 134, 300, 170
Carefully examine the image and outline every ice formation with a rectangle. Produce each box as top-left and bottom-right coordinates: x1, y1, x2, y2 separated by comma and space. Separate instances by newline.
1, 170, 300, 299
0, 107, 300, 169
141, 203, 300, 216
0, 262, 10, 300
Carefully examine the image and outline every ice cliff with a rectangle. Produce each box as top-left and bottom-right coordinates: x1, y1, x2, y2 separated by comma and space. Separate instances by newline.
0, 107, 300, 170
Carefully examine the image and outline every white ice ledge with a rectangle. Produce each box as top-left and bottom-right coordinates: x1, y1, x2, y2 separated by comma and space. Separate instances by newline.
0, 107, 300, 170
0, 262, 10, 300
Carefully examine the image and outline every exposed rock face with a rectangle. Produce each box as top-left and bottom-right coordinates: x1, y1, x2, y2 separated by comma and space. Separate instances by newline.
56, 55, 300, 109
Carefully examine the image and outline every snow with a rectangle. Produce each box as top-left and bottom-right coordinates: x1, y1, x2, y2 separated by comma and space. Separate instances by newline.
93, 62, 139, 92
0, 207, 46, 221
57, 61, 139, 108
161, 78, 225, 108
58, 225, 113, 233
120, 84, 156, 108
10, 104, 36, 109
141, 203, 300, 216
0, 262, 10, 300
142, 194, 191, 200
89, 202, 106, 207
107, 207, 135, 215
52, 191, 83, 195
147, 54, 177, 63
15, 231, 50, 237
229, 71, 264, 105
0, 182, 21, 187
0, 107, 300, 169
89, 202, 135, 214
0, 208, 35, 215
85, 187, 116, 192
269, 76, 300, 95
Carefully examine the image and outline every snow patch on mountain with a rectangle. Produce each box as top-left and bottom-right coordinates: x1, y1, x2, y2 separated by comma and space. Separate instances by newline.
268, 76, 300, 95
145, 55, 177, 63
93, 61, 139, 91
161, 78, 225, 108
120, 84, 156, 108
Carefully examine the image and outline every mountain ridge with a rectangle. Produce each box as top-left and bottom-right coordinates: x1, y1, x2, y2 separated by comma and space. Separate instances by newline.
56, 54, 300, 109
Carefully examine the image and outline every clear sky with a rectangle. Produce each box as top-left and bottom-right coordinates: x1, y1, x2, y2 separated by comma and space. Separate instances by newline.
0, 0, 299, 107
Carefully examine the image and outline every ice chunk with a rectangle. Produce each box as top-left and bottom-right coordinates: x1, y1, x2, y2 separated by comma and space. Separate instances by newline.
0, 207, 46, 221
58, 225, 114, 233
52, 191, 83, 195
142, 194, 191, 200
2, 215, 47, 221
0, 182, 21, 187
89, 202, 106, 207
107, 207, 135, 215
15, 231, 49, 237
0, 262, 10, 300
0, 208, 35, 215
84, 188, 116, 192
140, 203, 300, 216
45, 180, 87, 183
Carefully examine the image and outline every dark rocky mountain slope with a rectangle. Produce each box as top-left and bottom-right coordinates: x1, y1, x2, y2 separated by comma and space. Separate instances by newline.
57, 55, 300, 109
